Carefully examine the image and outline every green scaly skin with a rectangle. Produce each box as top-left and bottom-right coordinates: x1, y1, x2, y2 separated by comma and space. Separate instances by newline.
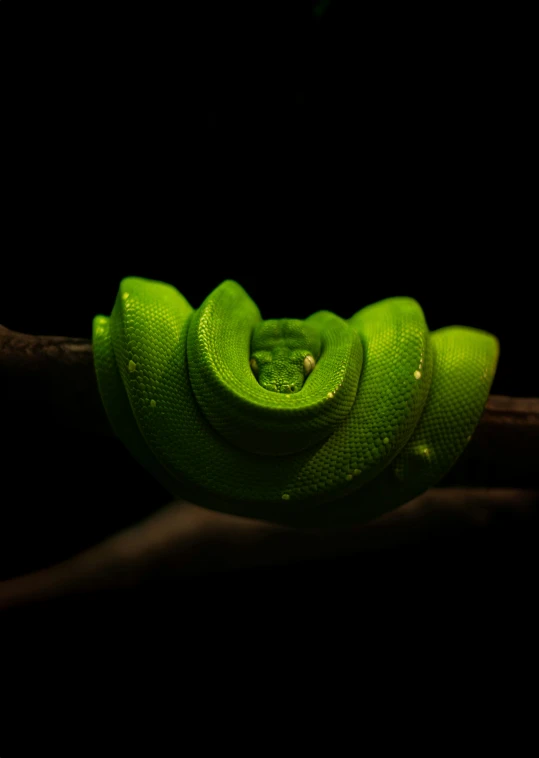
92, 278, 499, 528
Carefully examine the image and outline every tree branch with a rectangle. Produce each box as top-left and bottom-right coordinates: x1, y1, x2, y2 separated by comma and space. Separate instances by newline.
1, 324, 537, 611
0, 324, 111, 435
0, 487, 536, 610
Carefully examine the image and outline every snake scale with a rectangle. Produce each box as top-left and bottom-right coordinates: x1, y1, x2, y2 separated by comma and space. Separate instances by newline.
93, 277, 499, 528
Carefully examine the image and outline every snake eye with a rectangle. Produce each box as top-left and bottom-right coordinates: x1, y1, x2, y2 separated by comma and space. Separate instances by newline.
250, 358, 259, 377
303, 354, 315, 376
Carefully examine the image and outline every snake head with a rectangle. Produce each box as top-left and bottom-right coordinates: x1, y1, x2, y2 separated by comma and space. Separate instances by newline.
250, 319, 321, 394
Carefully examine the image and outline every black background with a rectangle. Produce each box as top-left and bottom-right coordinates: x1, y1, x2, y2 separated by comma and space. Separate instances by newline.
2, 2, 534, 397
1, 2, 536, 659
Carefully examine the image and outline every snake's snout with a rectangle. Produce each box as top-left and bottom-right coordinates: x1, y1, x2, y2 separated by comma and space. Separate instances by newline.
279, 383, 298, 394
252, 356, 305, 394
260, 381, 298, 394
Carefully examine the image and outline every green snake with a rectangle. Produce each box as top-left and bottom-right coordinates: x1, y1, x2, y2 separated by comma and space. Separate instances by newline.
92, 277, 499, 528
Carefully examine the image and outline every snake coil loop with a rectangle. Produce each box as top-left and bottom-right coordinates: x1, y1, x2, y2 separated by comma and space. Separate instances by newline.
93, 278, 499, 528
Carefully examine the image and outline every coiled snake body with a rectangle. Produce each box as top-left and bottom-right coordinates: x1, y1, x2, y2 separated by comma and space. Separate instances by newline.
93, 278, 498, 528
